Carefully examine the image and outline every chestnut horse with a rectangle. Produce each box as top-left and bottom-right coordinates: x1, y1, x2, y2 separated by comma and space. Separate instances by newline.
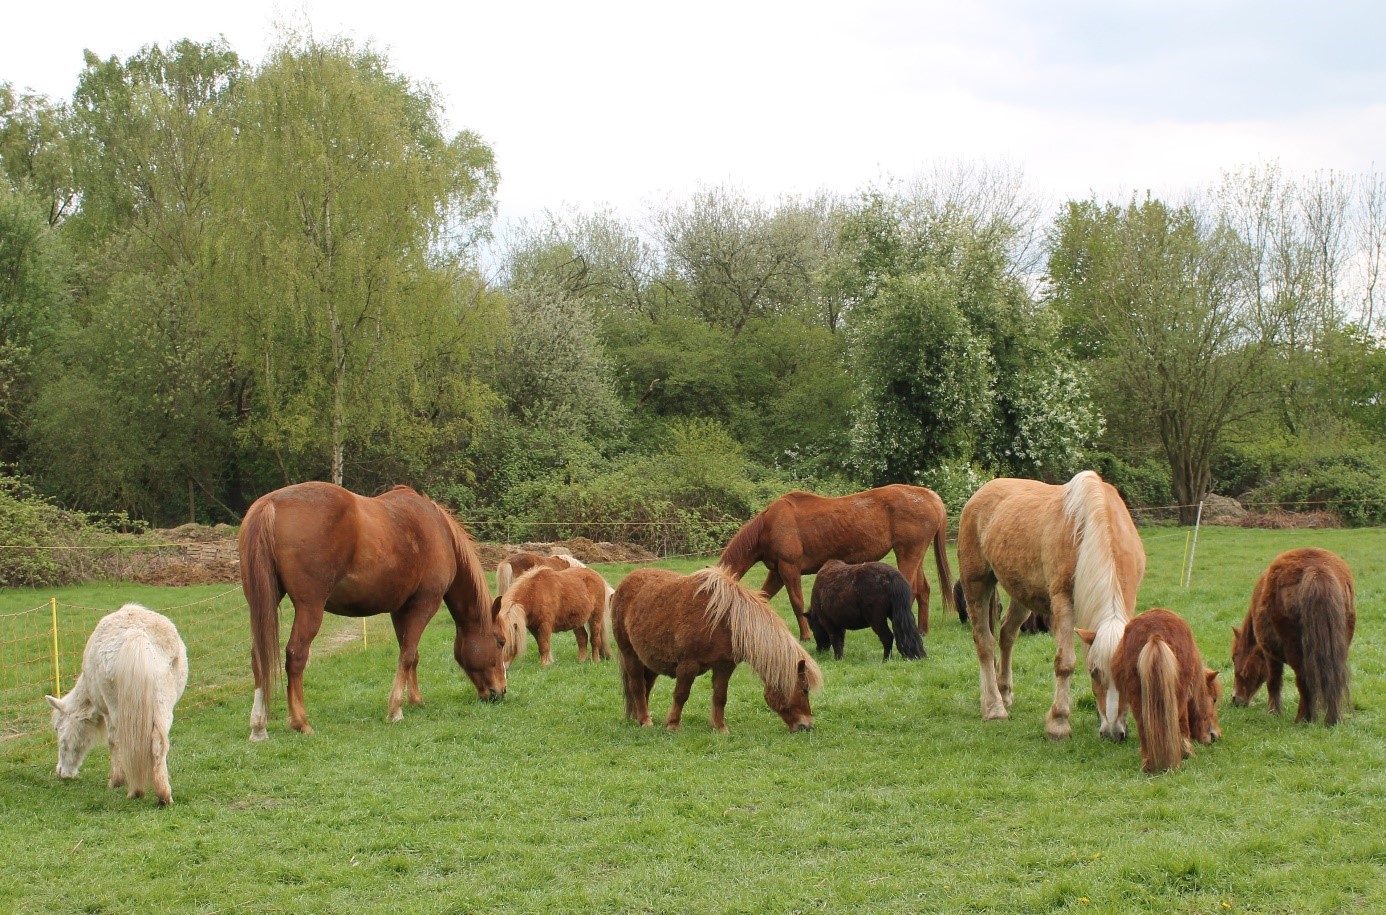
239, 482, 506, 741
718, 485, 955, 641
957, 471, 1145, 741
495, 551, 586, 597
613, 566, 823, 733
807, 560, 926, 661
497, 565, 611, 665
1108, 608, 1221, 773
1232, 548, 1355, 725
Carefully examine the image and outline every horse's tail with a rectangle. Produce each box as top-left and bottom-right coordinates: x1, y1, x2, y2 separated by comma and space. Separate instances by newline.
888, 573, 926, 660
1137, 636, 1183, 772
696, 567, 822, 698
717, 512, 765, 579
497, 597, 527, 665
594, 580, 614, 660
114, 634, 162, 798
612, 582, 640, 720
239, 498, 281, 698
496, 559, 515, 597
953, 580, 969, 623
933, 517, 956, 623
1297, 565, 1353, 724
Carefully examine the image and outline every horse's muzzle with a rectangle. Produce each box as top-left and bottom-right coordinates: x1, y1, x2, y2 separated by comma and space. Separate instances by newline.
1231, 695, 1248, 707
483, 686, 506, 702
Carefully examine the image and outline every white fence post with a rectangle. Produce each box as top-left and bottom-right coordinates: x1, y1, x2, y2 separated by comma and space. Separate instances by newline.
1183, 501, 1204, 588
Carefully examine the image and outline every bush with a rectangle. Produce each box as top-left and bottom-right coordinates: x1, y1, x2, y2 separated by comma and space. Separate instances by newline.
1244, 452, 1386, 527
1091, 452, 1173, 509
0, 470, 146, 586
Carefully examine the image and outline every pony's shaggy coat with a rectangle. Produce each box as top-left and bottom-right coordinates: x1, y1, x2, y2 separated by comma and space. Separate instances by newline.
498, 565, 611, 665
718, 484, 954, 639
1232, 548, 1355, 724
957, 471, 1146, 741
613, 566, 823, 732
46, 604, 188, 805
807, 560, 926, 661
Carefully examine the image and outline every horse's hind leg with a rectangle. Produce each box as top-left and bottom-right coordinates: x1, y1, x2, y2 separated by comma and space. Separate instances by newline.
709, 662, 735, 733
995, 601, 1031, 707
152, 715, 173, 806
967, 580, 1009, 721
872, 619, 893, 661
285, 604, 325, 735
106, 725, 126, 789
249, 646, 270, 742
574, 626, 590, 662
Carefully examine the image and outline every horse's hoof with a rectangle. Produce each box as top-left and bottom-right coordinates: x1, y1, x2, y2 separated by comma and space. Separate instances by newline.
982, 707, 1010, 721
665, 721, 682, 732
1045, 721, 1072, 741
293, 724, 315, 736
249, 729, 269, 743
387, 710, 404, 723
157, 795, 172, 807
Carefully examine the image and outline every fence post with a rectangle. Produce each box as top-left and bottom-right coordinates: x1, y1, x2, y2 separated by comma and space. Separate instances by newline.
362, 618, 368, 651
50, 597, 60, 695
1183, 501, 1205, 588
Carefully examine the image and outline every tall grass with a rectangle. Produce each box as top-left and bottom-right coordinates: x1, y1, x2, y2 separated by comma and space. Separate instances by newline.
3, 527, 1386, 912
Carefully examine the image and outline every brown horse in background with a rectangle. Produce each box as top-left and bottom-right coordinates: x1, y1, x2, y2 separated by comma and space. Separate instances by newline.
496, 565, 611, 665
1109, 608, 1221, 773
957, 471, 1145, 741
495, 551, 586, 596
1232, 548, 1355, 725
613, 566, 823, 733
239, 482, 507, 741
718, 485, 955, 641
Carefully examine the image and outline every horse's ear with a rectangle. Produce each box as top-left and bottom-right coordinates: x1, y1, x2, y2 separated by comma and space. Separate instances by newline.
1075, 628, 1096, 647
45, 694, 65, 712
1205, 668, 1220, 686
1231, 626, 1241, 641
490, 596, 502, 618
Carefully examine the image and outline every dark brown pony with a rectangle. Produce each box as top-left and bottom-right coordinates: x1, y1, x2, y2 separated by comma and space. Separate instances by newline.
1108, 608, 1221, 773
613, 566, 823, 733
718, 485, 955, 640
807, 560, 926, 661
239, 482, 506, 741
495, 551, 585, 596
957, 471, 1146, 741
496, 565, 611, 665
1232, 548, 1355, 724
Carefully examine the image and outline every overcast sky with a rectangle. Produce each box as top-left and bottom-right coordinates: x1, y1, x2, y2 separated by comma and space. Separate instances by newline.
5, 1, 1384, 231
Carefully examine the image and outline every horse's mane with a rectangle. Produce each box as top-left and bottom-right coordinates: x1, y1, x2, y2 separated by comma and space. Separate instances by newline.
1063, 471, 1128, 678
718, 511, 768, 575
693, 567, 822, 698
497, 597, 527, 663
435, 499, 493, 616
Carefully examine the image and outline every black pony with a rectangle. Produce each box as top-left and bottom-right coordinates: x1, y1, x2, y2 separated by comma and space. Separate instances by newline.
807, 560, 926, 661
952, 581, 1049, 634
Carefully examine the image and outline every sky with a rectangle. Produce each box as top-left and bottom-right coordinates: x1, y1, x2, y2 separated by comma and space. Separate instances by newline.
4, 0, 1385, 235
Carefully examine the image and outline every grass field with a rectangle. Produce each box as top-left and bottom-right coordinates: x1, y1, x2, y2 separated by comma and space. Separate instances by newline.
2, 526, 1386, 913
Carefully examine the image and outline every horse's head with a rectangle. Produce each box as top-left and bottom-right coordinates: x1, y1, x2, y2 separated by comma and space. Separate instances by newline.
455, 602, 508, 702
45, 694, 102, 779
1230, 625, 1266, 707
762, 658, 816, 732
1190, 667, 1222, 744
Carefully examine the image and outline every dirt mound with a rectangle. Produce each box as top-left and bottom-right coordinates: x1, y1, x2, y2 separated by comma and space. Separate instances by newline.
134, 558, 241, 586
1200, 494, 1249, 524
1233, 509, 1343, 529
478, 538, 658, 569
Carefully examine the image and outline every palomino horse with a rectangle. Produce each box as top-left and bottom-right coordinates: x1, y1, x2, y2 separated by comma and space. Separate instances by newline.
46, 604, 188, 806
807, 560, 926, 661
1232, 547, 1355, 724
495, 551, 586, 597
496, 565, 612, 665
1109, 608, 1221, 773
957, 471, 1145, 741
719, 485, 955, 640
239, 482, 506, 741
613, 566, 823, 733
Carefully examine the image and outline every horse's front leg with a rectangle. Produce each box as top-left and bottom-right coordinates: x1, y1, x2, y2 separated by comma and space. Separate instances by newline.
665, 661, 701, 731
537, 625, 556, 665
389, 604, 433, 722
1045, 598, 1076, 741
709, 662, 735, 733
995, 600, 1031, 708
285, 602, 325, 735
1267, 660, 1285, 715
967, 580, 1008, 721
778, 564, 811, 641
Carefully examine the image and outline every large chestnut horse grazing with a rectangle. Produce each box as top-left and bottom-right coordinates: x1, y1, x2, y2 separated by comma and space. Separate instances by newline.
613, 566, 823, 733
239, 482, 506, 741
1109, 608, 1221, 773
1232, 548, 1355, 725
957, 471, 1145, 741
718, 485, 955, 641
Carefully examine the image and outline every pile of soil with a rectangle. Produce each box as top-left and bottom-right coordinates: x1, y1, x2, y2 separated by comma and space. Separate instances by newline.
477, 537, 658, 569
1233, 509, 1343, 529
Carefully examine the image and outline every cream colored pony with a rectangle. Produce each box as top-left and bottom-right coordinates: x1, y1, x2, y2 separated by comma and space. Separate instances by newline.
957, 471, 1146, 741
46, 604, 189, 806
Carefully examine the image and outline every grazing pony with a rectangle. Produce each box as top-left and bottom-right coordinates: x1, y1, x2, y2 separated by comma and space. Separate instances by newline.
952, 580, 1049, 634
957, 471, 1145, 741
1108, 608, 1221, 773
1232, 548, 1355, 724
495, 551, 586, 597
613, 566, 823, 733
46, 604, 188, 806
496, 565, 612, 665
239, 482, 506, 741
807, 560, 926, 661
718, 484, 955, 640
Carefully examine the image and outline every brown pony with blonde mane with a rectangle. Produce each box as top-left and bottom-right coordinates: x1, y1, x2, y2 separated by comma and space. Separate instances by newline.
613, 566, 823, 733
239, 482, 506, 741
496, 565, 611, 665
718, 485, 955, 640
495, 551, 586, 597
1232, 547, 1355, 725
1109, 608, 1221, 773
957, 471, 1146, 741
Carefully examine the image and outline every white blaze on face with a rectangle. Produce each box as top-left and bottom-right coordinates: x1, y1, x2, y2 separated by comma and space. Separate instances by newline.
1105, 684, 1120, 728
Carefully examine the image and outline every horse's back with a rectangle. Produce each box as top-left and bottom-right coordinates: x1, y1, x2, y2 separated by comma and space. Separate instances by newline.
84, 604, 188, 706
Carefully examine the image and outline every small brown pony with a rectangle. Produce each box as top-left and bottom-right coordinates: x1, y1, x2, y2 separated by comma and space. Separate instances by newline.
495, 551, 586, 596
496, 565, 612, 665
957, 471, 1146, 741
718, 484, 955, 640
1108, 608, 1221, 773
1232, 547, 1355, 725
613, 566, 823, 733
239, 482, 506, 741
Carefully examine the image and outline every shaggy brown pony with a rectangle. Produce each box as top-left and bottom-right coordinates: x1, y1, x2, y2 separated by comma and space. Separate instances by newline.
1106, 608, 1221, 773
807, 560, 926, 661
957, 471, 1146, 741
495, 551, 586, 596
718, 485, 955, 640
239, 482, 505, 741
496, 565, 611, 665
613, 566, 823, 733
1232, 548, 1355, 724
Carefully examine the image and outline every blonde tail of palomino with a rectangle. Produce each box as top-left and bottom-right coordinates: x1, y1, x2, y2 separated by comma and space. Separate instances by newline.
957, 471, 1146, 741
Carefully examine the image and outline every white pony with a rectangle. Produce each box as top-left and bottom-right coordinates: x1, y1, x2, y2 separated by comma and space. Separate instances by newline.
45, 603, 189, 806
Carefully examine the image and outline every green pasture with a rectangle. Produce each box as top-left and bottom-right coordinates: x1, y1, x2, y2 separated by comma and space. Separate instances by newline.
3, 526, 1386, 913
